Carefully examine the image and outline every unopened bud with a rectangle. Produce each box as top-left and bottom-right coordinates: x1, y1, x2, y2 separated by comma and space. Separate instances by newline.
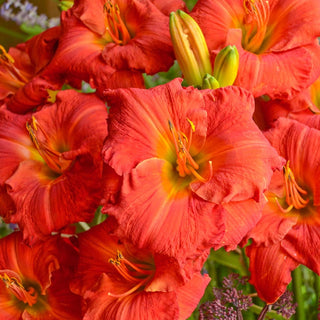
58, 0, 74, 11
169, 10, 212, 88
213, 45, 239, 88
202, 74, 220, 90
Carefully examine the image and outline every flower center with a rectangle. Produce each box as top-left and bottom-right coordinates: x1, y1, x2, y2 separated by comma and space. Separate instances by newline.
242, 0, 270, 53
103, 1, 131, 45
0, 45, 30, 92
275, 161, 310, 213
108, 250, 155, 298
26, 116, 73, 175
168, 119, 208, 183
0, 272, 38, 307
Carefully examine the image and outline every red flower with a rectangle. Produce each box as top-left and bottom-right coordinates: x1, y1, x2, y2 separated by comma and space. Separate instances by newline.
0, 90, 108, 243
0, 27, 62, 114
247, 118, 320, 303
253, 75, 320, 130
191, 0, 320, 99
71, 218, 210, 320
44, 0, 179, 93
102, 79, 282, 257
0, 232, 81, 319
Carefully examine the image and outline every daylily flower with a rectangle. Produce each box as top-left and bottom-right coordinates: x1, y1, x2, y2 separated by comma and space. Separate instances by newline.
0, 26, 62, 114
44, 0, 179, 93
191, 0, 320, 99
253, 75, 320, 130
71, 218, 210, 320
0, 90, 108, 243
102, 78, 282, 257
247, 118, 320, 303
0, 231, 81, 319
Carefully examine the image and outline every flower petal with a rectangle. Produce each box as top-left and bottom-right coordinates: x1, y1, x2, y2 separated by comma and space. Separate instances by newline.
219, 199, 264, 250
247, 242, 299, 304
103, 78, 207, 175
281, 219, 320, 274
191, 86, 283, 203
83, 274, 179, 320
176, 273, 210, 320
105, 158, 225, 257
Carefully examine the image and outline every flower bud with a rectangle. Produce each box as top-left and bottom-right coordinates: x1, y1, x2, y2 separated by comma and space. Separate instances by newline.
202, 74, 220, 90
58, 0, 74, 11
169, 10, 212, 88
213, 45, 239, 87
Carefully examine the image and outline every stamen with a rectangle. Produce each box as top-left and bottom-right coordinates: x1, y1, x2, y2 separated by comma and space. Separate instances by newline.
104, 1, 131, 45
108, 250, 155, 298
276, 161, 310, 213
0, 45, 29, 89
0, 272, 38, 306
26, 116, 72, 174
242, 0, 270, 53
168, 119, 208, 183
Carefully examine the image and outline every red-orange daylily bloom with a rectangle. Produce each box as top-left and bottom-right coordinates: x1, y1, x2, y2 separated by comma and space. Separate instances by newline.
191, 0, 320, 99
71, 218, 210, 320
102, 79, 282, 257
247, 118, 320, 303
0, 232, 81, 320
253, 75, 320, 130
0, 26, 62, 114
0, 90, 108, 243
44, 0, 179, 94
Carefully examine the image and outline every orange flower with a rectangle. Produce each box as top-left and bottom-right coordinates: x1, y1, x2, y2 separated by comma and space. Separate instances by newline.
0, 27, 62, 114
43, 0, 181, 93
102, 79, 282, 256
0, 232, 81, 319
71, 218, 210, 320
191, 0, 320, 99
247, 118, 320, 303
0, 90, 108, 243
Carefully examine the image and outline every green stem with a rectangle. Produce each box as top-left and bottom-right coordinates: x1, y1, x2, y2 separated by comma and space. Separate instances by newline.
315, 273, 320, 312
0, 26, 27, 41
240, 246, 250, 275
292, 266, 306, 320
249, 305, 286, 320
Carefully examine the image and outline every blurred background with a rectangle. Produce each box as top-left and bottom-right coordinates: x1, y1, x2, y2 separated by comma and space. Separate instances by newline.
0, 0, 59, 49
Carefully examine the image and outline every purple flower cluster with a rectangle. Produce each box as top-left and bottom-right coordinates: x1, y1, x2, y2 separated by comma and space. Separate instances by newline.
0, 0, 59, 29
272, 291, 297, 319
199, 273, 252, 320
